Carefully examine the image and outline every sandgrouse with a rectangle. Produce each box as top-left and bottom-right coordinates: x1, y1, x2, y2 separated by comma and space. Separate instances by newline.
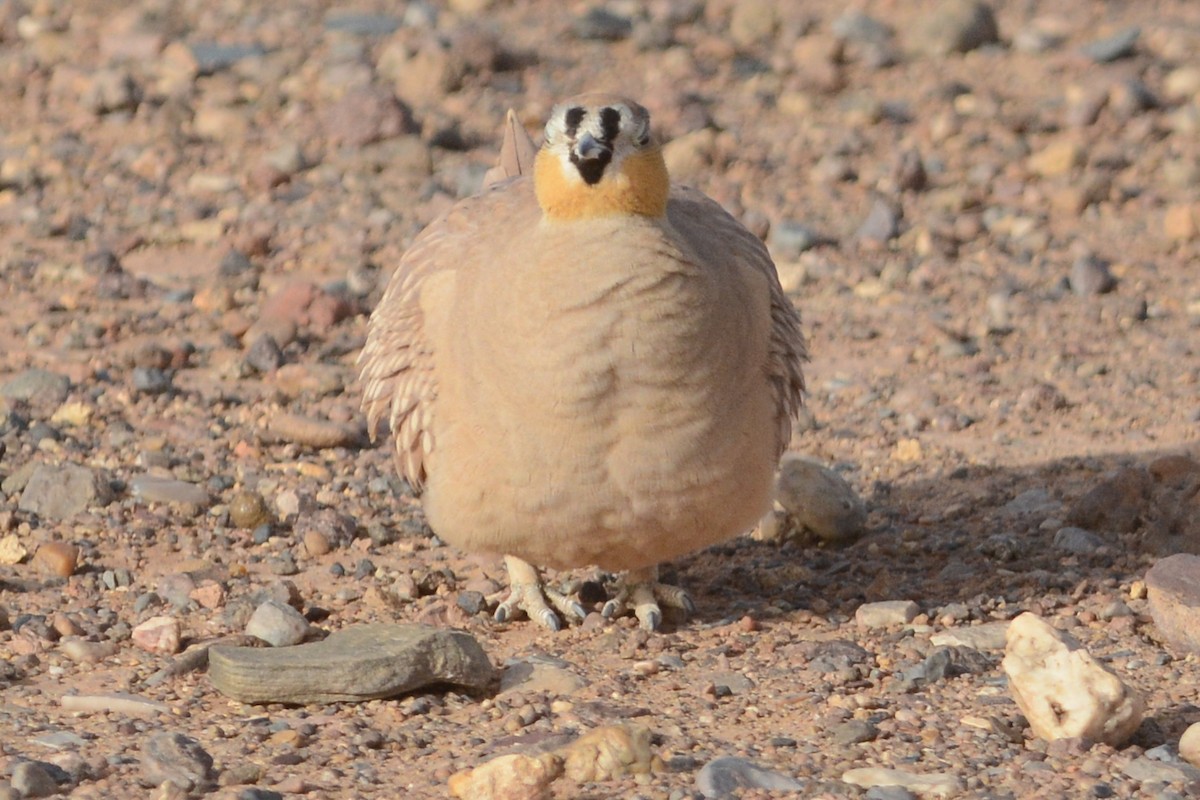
359, 94, 806, 630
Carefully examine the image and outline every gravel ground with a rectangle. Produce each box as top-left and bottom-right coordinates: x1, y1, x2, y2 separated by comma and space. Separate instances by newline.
2, 0, 1200, 798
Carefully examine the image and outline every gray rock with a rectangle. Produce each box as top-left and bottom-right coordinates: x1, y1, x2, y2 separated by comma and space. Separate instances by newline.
131, 366, 172, 394
189, 42, 267, 74
931, 621, 1010, 651
573, 8, 632, 41
244, 598, 310, 647
856, 198, 900, 243
1001, 487, 1063, 518
832, 719, 879, 744
910, 0, 999, 56
1081, 26, 1139, 63
500, 654, 587, 696
769, 221, 825, 258
130, 475, 210, 507
209, 623, 496, 704
696, 756, 804, 798
865, 788, 918, 800
1053, 526, 1106, 554
832, 11, 894, 45
141, 732, 214, 792
1067, 467, 1151, 534
11, 762, 59, 798
323, 12, 401, 36
1146, 554, 1200, 654
1070, 255, 1117, 296
0, 368, 70, 404
1123, 753, 1200, 786
244, 333, 285, 373
18, 463, 112, 520
775, 458, 867, 545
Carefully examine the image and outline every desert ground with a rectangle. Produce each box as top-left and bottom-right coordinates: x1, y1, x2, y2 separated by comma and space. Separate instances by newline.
1, 0, 1200, 798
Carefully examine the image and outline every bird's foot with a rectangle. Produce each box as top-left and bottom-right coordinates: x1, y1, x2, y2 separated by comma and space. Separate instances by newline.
602, 567, 695, 631
493, 555, 586, 631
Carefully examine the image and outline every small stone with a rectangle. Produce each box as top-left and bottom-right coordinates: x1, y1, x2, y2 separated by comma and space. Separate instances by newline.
1163, 204, 1199, 242
1053, 526, 1106, 554
769, 220, 825, 259
11, 762, 60, 798
189, 580, 225, 610
131, 367, 172, 394
729, 0, 778, 47
930, 621, 1010, 651
1146, 554, 1200, 654
456, 591, 486, 616
1002, 612, 1143, 746
293, 509, 356, 551
264, 412, 362, 449
1028, 140, 1084, 177
775, 457, 867, 546
244, 598, 310, 647
244, 334, 284, 373
856, 600, 920, 629
209, 623, 495, 704
1122, 753, 1200, 786
321, 86, 414, 148
843, 767, 962, 797
1181, 722, 1200, 768
32, 541, 79, 578
909, 0, 999, 56
448, 752, 562, 800
229, 491, 271, 529
562, 724, 656, 782
572, 7, 632, 41
832, 719, 879, 745
1080, 26, 1139, 63
303, 530, 332, 557
61, 693, 169, 716
1069, 255, 1117, 296
81, 67, 139, 114
141, 732, 215, 792
19, 463, 112, 520
500, 655, 588, 696
130, 475, 209, 507
856, 198, 900, 243
0, 368, 70, 404
0, 533, 28, 565
60, 639, 118, 664
696, 756, 804, 797
132, 616, 182, 655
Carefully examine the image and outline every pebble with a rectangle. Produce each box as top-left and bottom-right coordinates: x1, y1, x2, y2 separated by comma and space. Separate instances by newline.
244, 333, 285, 373
244, 598, 311, 647
208, 623, 495, 704
831, 719, 879, 744
1066, 467, 1150, 534
775, 457, 866, 545
1053, 526, 1106, 554
0, 533, 27, 565
1080, 26, 1139, 63
1028, 140, 1083, 177
769, 220, 825, 259
141, 732, 215, 793
1123, 753, 1200, 786
131, 366, 172, 394
132, 615, 183, 655
1146, 554, 1200, 654
229, 490, 271, 529
500, 655, 587, 696
264, 412, 362, 449
843, 767, 962, 797
31, 541, 80, 578
60, 638, 118, 663
572, 7, 632, 41
856, 600, 920, 629
19, 464, 112, 520
1069, 254, 1117, 296
856, 198, 900, 244
1181, 722, 1200, 768
931, 621, 1010, 651
11, 762, 59, 798
909, 0, 999, 56
60, 692, 169, 716
130, 475, 209, 507
696, 756, 804, 797
323, 12, 401, 36
188, 42, 265, 74
1001, 612, 1143, 746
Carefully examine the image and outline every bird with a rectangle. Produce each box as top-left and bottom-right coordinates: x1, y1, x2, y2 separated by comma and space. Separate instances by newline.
359, 94, 806, 631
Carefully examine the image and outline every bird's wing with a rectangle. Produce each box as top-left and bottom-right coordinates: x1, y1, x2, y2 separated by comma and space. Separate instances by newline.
483, 109, 539, 187
359, 178, 541, 489
666, 185, 808, 455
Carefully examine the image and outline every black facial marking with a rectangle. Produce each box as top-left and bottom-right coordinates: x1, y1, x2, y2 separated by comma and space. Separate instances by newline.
570, 150, 611, 185
599, 107, 621, 144
564, 106, 585, 138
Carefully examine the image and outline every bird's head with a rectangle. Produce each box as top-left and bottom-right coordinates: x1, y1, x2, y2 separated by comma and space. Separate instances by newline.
534, 94, 669, 221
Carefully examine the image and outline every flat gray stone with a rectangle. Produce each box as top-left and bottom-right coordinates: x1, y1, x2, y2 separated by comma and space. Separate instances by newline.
930, 621, 1010, 651
776, 457, 867, 546
0, 368, 70, 404
18, 463, 112, 520
129, 475, 210, 507
209, 623, 495, 704
856, 600, 920, 629
141, 732, 214, 792
696, 756, 804, 798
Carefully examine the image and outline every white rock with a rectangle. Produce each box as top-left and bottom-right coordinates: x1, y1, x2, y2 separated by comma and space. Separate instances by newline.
930, 620, 1010, 651
132, 615, 182, 654
855, 600, 919, 629
1181, 721, 1200, 768
842, 766, 962, 797
1001, 612, 1143, 746
245, 598, 310, 647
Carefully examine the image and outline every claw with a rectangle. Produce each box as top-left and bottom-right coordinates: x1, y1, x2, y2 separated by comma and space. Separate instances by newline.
602, 566, 694, 631
492, 555, 582, 630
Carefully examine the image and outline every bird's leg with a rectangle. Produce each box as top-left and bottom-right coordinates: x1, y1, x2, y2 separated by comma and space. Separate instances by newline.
602, 565, 696, 631
493, 555, 586, 631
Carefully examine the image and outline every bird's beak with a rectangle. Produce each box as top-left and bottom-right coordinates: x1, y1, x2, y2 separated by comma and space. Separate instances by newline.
572, 132, 612, 161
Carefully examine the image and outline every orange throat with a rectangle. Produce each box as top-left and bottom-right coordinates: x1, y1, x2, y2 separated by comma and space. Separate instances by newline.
534, 147, 670, 221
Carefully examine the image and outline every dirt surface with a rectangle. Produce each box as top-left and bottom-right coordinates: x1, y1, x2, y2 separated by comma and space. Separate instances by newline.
2, 0, 1200, 798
